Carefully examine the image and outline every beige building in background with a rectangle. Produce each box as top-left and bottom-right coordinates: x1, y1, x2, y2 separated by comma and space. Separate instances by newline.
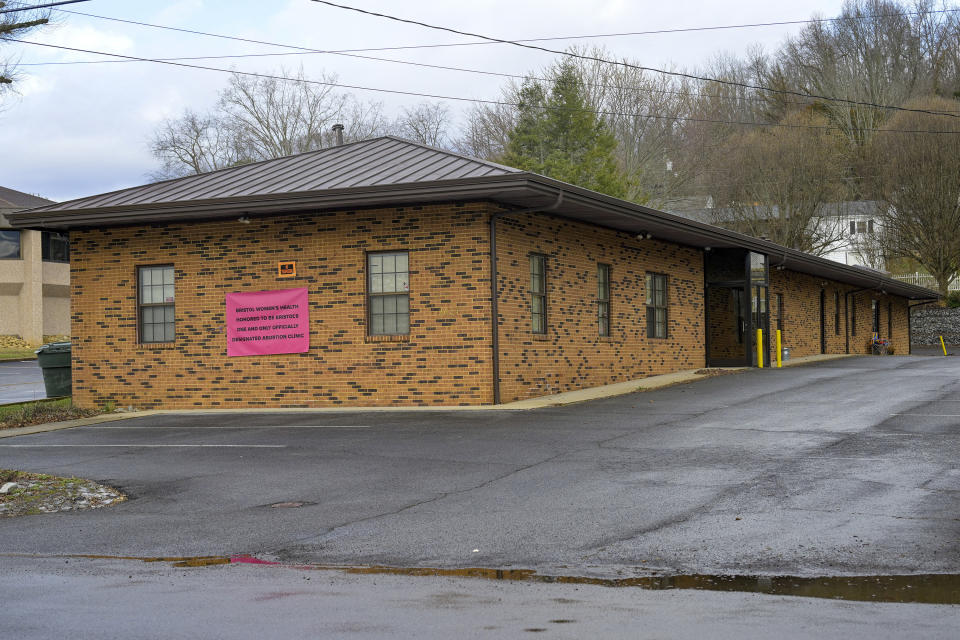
0, 186, 69, 344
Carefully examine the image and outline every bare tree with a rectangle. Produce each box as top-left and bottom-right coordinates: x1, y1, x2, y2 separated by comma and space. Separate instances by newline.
217, 68, 355, 159
849, 213, 892, 269
1, 1, 53, 104
705, 111, 849, 255
149, 111, 246, 179
565, 48, 703, 205
770, 0, 960, 149
871, 96, 960, 296
150, 68, 389, 178
455, 86, 519, 159
391, 102, 452, 148
455, 48, 706, 206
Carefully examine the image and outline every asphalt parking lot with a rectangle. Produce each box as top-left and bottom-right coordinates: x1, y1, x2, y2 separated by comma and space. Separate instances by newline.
1, 354, 959, 637
2, 353, 959, 575
0, 359, 46, 404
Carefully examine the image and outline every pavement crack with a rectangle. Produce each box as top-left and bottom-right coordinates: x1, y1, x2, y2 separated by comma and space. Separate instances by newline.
262, 448, 575, 555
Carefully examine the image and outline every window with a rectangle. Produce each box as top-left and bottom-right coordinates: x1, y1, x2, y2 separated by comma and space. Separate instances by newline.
851, 297, 857, 336
645, 273, 668, 339
41, 231, 69, 263
597, 264, 610, 337
872, 299, 880, 335
138, 265, 175, 343
834, 291, 841, 335
849, 220, 856, 235
887, 302, 893, 338
867, 219, 875, 234
530, 254, 547, 334
368, 251, 410, 335
0, 229, 20, 259
776, 293, 783, 332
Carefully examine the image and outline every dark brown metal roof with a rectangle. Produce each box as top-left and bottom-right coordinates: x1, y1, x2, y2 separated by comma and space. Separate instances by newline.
8, 136, 938, 300
0, 186, 53, 210
19, 137, 520, 214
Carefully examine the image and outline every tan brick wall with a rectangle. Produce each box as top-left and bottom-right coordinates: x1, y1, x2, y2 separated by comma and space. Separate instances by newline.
707, 287, 744, 361
69, 200, 914, 409
494, 212, 706, 402
71, 203, 495, 409
769, 269, 911, 358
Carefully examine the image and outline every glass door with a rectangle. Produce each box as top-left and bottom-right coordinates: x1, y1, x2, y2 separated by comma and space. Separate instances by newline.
706, 284, 750, 367
751, 284, 769, 366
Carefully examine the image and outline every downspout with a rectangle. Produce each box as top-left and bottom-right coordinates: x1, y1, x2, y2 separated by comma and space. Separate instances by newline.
844, 280, 880, 354
489, 192, 564, 405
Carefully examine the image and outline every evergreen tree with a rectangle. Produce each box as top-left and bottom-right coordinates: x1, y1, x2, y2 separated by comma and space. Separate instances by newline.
501, 63, 628, 198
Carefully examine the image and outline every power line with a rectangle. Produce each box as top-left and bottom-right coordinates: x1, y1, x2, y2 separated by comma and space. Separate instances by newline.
4, 35, 959, 136
59, 5, 960, 51
310, 0, 960, 120
16, 43, 829, 112
21, 9, 960, 115
0, 0, 88, 13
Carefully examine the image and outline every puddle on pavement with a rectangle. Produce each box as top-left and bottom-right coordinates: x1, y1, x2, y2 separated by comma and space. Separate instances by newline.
1, 553, 232, 568
5, 553, 958, 604
228, 557, 960, 605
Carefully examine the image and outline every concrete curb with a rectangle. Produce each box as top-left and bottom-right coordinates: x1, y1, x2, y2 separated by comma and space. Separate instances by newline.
0, 354, 861, 437
779, 353, 855, 367
497, 368, 749, 409
0, 412, 154, 439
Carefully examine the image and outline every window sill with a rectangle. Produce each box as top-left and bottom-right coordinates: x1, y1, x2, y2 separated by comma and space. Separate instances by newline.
137, 342, 177, 350
597, 336, 619, 343
530, 334, 551, 342
365, 334, 410, 344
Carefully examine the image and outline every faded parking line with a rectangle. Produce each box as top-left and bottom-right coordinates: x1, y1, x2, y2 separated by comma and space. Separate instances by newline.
79, 425, 372, 429
0, 444, 286, 448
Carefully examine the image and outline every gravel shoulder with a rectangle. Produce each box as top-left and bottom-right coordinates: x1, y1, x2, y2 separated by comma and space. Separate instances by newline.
0, 469, 125, 517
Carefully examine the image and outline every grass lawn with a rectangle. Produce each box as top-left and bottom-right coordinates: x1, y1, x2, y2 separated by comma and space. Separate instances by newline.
0, 398, 102, 430
0, 348, 37, 361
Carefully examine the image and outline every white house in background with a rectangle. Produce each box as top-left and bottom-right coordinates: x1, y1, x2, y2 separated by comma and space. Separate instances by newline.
0, 186, 69, 344
816, 201, 885, 268
664, 198, 886, 269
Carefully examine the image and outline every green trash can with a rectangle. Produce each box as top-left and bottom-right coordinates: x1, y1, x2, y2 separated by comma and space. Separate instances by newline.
35, 342, 72, 398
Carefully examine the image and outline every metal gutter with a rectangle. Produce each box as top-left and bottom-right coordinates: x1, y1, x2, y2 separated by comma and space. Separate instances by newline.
8, 175, 543, 227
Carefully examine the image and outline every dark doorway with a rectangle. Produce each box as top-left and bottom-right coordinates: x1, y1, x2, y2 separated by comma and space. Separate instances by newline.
707, 285, 748, 366
705, 249, 769, 367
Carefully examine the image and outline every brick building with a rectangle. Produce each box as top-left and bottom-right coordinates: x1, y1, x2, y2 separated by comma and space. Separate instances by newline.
0, 186, 69, 344
9, 137, 936, 409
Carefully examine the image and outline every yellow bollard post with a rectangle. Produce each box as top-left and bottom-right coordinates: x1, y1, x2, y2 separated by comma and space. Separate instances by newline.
941, 335, 948, 356
776, 330, 782, 368
756, 329, 764, 368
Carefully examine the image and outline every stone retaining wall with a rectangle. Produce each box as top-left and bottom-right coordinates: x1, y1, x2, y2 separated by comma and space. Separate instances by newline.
911, 307, 960, 345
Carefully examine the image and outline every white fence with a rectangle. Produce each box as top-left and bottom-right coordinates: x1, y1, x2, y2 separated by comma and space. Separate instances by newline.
891, 272, 960, 292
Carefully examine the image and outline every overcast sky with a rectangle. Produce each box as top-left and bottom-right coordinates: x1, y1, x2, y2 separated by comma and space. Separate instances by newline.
1, 0, 849, 202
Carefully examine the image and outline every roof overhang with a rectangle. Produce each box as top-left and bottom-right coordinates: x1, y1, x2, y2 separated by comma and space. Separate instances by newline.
8, 173, 938, 300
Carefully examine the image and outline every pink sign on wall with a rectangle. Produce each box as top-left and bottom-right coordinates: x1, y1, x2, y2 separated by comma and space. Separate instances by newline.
225, 288, 310, 357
